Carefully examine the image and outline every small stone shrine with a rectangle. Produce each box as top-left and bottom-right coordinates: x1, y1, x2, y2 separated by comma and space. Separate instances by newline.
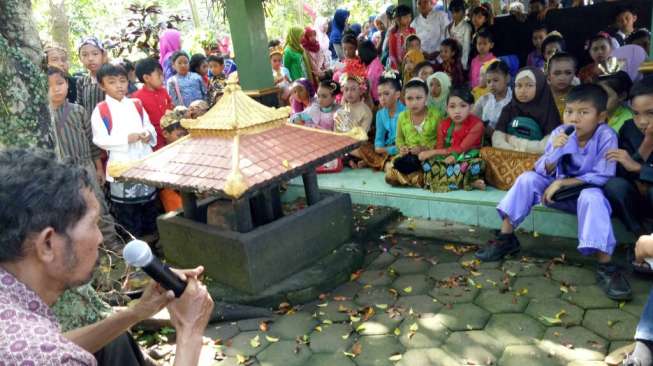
112, 80, 363, 297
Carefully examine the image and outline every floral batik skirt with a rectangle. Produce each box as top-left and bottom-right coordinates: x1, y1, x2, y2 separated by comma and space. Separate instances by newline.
423, 157, 485, 193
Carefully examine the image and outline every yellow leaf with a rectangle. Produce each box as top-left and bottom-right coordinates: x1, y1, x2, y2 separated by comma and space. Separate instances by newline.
356, 324, 366, 332
314, 326, 323, 332
265, 335, 279, 343
341, 333, 350, 340
533, 231, 540, 238
236, 354, 248, 364
323, 319, 333, 325
394, 328, 401, 336
376, 304, 388, 310
619, 302, 625, 309
249, 335, 261, 348
338, 305, 351, 312
560, 286, 569, 293
350, 315, 361, 323
555, 310, 567, 320
409, 323, 419, 332
539, 315, 562, 326
343, 351, 356, 358
317, 302, 329, 308
282, 160, 290, 169
388, 354, 403, 361
403, 286, 413, 293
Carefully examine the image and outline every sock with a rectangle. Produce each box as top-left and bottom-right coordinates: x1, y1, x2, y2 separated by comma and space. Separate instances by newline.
632, 340, 653, 366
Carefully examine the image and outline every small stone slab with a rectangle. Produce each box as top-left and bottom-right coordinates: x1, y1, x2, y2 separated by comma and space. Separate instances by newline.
498, 345, 560, 366
512, 277, 562, 299
256, 340, 312, 366
469, 269, 513, 290
366, 252, 398, 270
353, 335, 405, 366
542, 326, 608, 362
621, 290, 648, 318
502, 260, 547, 277
442, 330, 504, 364
551, 265, 596, 286
355, 311, 405, 336
428, 262, 468, 280
330, 281, 363, 300
398, 315, 450, 349
309, 323, 355, 353
391, 275, 431, 296
236, 317, 277, 332
220, 331, 271, 357
304, 353, 356, 366
434, 303, 490, 331
474, 289, 530, 314
582, 309, 639, 341
485, 314, 546, 347
205, 323, 240, 343
525, 298, 585, 327
561, 286, 618, 309
315, 300, 359, 323
355, 286, 398, 307
268, 312, 319, 340
395, 295, 443, 315
396, 348, 460, 366
357, 270, 395, 286
389, 257, 431, 275
429, 286, 479, 305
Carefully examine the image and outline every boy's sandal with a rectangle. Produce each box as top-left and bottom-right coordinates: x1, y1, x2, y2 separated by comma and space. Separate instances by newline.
632, 260, 653, 275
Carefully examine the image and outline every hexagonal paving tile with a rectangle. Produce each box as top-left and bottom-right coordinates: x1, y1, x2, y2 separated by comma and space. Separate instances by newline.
395, 295, 443, 315
442, 330, 504, 365
397, 315, 450, 349
525, 298, 585, 327
304, 352, 357, 366
256, 340, 312, 366
582, 309, 639, 341
542, 326, 608, 362
389, 257, 431, 275
513, 277, 562, 299
396, 348, 460, 366
219, 331, 271, 357
429, 286, 479, 304
309, 323, 355, 353
315, 300, 359, 323
485, 314, 546, 347
459, 253, 501, 269
355, 309, 405, 336
331, 281, 363, 299
268, 312, 319, 340
561, 286, 618, 309
355, 286, 398, 307
551, 265, 597, 286
352, 335, 405, 366
622, 290, 648, 318
469, 268, 512, 290
357, 269, 395, 286
434, 303, 490, 331
474, 289, 530, 313
367, 252, 398, 270
428, 262, 468, 280
502, 259, 548, 277
391, 274, 431, 296
498, 345, 561, 366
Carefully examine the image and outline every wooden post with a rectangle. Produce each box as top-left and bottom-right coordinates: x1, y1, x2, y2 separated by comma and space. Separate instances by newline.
181, 192, 198, 220
234, 197, 254, 232
249, 191, 274, 226
302, 171, 321, 205
270, 185, 284, 219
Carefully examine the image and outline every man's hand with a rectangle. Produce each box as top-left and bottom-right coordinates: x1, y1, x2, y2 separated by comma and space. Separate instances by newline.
542, 180, 563, 205
444, 155, 456, 165
130, 282, 174, 322
399, 146, 409, 156
606, 149, 641, 173
167, 278, 214, 336
553, 133, 569, 149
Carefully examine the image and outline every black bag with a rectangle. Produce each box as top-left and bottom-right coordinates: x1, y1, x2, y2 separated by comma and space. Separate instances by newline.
393, 154, 422, 175
552, 183, 598, 202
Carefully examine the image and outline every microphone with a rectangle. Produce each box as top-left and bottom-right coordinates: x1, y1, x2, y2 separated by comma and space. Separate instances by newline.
564, 125, 575, 136
123, 240, 187, 297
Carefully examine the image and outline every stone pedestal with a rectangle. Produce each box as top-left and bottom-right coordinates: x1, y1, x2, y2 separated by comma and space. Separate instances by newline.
157, 192, 353, 294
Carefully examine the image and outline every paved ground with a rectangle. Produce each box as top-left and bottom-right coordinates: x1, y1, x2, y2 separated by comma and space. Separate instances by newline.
204, 235, 651, 366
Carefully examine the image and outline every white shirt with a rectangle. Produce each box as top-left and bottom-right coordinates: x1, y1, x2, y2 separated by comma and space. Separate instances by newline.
473, 88, 513, 129
91, 95, 157, 182
411, 9, 450, 55
446, 20, 472, 69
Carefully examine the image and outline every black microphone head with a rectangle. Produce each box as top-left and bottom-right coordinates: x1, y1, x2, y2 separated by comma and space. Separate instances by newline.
564, 126, 575, 136
123, 240, 153, 267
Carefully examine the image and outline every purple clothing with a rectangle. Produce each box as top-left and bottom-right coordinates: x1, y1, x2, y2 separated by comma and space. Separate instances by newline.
304, 103, 339, 131
497, 124, 618, 256
159, 29, 181, 70
527, 51, 545, 70
0, 267, 97, 365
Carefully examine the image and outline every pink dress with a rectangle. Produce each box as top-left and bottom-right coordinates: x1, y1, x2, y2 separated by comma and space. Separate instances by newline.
469, 53, 495, 89
366, 57, 384, 103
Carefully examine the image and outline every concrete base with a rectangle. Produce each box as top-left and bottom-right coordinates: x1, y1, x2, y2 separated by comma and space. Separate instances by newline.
157, 192, 353, 294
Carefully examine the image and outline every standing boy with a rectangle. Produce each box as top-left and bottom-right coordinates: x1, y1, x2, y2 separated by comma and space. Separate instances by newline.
207, 55, 227, 107
91, 64, 158, 239
132, 57, 174, 150
527, 24, 547, 70
614, 6, 638, 46
476, 84, 632, 301
547, 52, 577, 120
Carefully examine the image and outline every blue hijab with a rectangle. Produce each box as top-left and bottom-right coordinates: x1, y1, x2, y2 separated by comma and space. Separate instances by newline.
329, 9, 350, 45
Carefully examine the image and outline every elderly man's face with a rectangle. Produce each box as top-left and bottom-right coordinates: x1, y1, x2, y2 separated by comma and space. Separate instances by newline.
50, 188, 102, 289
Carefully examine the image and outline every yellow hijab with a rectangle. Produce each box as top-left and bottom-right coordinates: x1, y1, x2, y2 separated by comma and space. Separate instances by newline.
402, 50, 426, 86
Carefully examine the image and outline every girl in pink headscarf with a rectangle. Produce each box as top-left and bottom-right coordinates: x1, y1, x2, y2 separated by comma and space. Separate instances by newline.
159, 29, 182, 82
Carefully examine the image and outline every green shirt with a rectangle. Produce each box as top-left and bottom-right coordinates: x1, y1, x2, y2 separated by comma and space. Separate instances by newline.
608, 105, 634, 133
396, 107, 443, 148
283, 47, 307, 81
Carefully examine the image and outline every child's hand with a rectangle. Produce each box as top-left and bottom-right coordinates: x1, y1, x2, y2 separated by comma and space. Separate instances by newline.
635, 235, 653, 262
139, 132, 151, 143
418, 151, 431, 161
399, 146, 409, 156
606, 149, 641, 173
128, 133, 143, 143
542, 180, 563, 205
553, 133, 569, 148
409, 147, 423, 155
444, 155, 456, 165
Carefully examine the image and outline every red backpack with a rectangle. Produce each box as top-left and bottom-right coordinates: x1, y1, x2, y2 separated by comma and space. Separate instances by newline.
97, 98, 145, 134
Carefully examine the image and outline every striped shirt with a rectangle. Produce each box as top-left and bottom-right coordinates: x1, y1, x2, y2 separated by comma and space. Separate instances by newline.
76, 75, 105, 116
50, 101, 101, 165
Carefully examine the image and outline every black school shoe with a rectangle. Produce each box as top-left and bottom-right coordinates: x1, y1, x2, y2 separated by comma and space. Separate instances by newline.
596, 263, 633, 301
475, 232, 521, 262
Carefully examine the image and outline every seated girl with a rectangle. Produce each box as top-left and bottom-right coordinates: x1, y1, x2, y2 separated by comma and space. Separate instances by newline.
289, 78, 315, 115
427, 72, 452, 117
415, 61, 435, 82
385, 78, 444, 187
481, 67, 561, 190
472, 60, 512, 139
359, 71, 406, 171
579, 32, 614, 84
434, 38, 465, 87
596, 71, 633, 132
471, 59, 497, 101
422, 87, 486, 192
401, 49, 426, 87
292, 79, 340, 131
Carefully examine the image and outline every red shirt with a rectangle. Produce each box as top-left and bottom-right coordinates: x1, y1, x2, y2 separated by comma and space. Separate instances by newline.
132, 86, 173, 150
436, 114, 484, 154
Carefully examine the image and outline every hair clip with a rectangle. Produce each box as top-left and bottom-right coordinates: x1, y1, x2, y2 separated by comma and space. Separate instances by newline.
329, 81, 338, 91
597, 56, 623, 76
382, 69, 399, 79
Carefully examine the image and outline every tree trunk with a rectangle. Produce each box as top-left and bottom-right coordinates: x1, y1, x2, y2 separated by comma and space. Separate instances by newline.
49, 0, 70, 51
0, 0, 52, 149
